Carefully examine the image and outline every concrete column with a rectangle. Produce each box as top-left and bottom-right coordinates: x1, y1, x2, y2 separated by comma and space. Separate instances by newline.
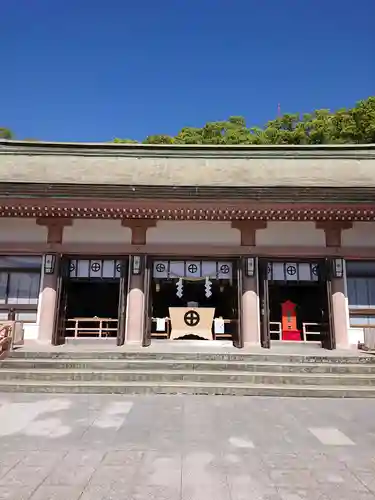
315, 223, 352, 350
241, 275, 260, 346
230, 223, 266, 348
125, 273, 144, 344
37, 260, 58, 343
35, 219, 71, 344
332, 275, 350, 349
122, 221, 155, 345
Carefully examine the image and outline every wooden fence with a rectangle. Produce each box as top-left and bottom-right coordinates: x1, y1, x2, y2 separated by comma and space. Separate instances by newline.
0, 322, 15, 359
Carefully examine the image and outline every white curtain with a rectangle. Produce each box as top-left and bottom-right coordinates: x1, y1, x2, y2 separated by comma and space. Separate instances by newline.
185, 261, 201, 278
8, 272, 40, 304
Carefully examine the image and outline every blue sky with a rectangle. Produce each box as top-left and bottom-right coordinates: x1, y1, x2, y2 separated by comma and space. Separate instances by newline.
1, 0, 374, 142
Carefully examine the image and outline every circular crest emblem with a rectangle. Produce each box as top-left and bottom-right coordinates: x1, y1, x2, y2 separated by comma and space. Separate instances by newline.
91, 262, 101, 273
220, 264, 230, 274
286, 265, 297, 276
311, 264, 318, 276
156, 263, 166, 273
69, 262, 76, 272
116, 262, 122, 273
184, 310, 200, 327
188, 264, 198, 274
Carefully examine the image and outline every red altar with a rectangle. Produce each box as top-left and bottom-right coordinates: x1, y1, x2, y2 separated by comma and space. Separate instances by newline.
281, 300, 301, 341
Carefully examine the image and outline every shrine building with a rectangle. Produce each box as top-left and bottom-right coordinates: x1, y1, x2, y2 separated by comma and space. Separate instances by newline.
0, 139, 375, 350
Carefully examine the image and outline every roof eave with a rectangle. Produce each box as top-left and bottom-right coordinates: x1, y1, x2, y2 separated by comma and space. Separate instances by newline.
1, 139, 375, 159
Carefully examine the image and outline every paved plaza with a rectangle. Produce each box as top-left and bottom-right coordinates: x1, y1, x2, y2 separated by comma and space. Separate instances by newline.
0, 395, 375, 499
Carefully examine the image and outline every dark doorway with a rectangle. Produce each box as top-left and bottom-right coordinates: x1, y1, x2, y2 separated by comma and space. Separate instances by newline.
269, 283, 326, 342
53, 257, 128, 345
259, 259, 334, 349
66, 281, 119, 319
64, 280, 120, 339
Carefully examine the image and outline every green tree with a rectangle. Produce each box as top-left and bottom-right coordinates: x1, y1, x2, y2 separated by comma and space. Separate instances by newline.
346, 97, 375, 143
143, 135, 174, 144
113, 96, 375, 145
112, 138, 139, 144
174, 127, 203, 144
0, 128, 13, 139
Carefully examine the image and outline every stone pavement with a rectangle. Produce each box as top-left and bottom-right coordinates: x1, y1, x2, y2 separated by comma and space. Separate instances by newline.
0, 394, 375, 499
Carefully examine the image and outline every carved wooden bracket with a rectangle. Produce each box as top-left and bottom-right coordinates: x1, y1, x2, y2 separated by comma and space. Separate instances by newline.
36, 218, 73, 244
122, 219, 157, 245
231, 220, 268, 246
315, 221, 353, 247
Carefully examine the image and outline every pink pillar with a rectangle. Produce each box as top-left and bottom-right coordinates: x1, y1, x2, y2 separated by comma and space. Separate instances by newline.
241, 275, 260, 346
38, 270, 58, 343
125, 274, 144, 344
332, 276, 350, 349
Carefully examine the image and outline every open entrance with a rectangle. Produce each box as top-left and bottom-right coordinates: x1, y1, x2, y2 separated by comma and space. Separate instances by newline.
65, 281, 120, 339
259, 259, 334, 349
269, 283, 326, 342
53, 258, 128, 344
145, 259, 241, 346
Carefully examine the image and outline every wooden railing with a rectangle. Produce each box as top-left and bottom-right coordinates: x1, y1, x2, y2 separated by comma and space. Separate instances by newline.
270, 322, 282, 340
302, 322, 321, 341
65, 318, 118, 338
0, 322, 15, 359
270, 322, 321, 342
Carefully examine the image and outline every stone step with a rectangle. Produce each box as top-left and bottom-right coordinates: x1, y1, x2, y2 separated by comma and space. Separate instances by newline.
9, 350, 375, 364
1, 368, 375, 386
3, 357, 375, 374
0, 378, 374, 397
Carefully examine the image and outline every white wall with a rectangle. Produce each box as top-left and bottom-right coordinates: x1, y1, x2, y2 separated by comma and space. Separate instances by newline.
147, 221, 241, 245
342, 222, 375, 247
63, 220, 132, 243
0, 219, 47, 243
256, 222, 326, 247
20, 267, 44, 340
348, 327, 364, 345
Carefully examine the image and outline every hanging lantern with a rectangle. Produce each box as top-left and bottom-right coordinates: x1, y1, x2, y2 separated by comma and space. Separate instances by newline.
44, 254, 57, 275
333, 258, 344, 278
245, 257, 256, 277
132, 255, 141, 275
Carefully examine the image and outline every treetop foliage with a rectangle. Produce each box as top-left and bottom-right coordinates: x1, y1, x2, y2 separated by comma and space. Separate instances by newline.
0, 128, 13, 140
113, 96, 375, 145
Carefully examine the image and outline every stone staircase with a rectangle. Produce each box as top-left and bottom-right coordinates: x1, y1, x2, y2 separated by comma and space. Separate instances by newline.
1, 349, 375, 397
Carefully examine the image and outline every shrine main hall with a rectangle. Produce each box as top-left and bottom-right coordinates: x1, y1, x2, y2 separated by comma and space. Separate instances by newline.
0, 139, 375, 350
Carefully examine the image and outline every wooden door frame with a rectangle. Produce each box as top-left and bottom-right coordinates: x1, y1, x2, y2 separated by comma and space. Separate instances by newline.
322, 258, 336, 350
258, 259, 271, 348
53, 254, 129, 345
259, 257, 335, 349
145, 255, 241, 346
234, 257, 244, 348
52, 256, 69, 346
116, 259, 129, 346
142, 256, 152, 347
